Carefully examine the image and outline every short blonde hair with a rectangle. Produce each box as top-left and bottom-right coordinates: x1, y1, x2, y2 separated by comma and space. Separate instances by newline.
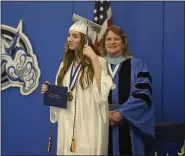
100, 25, 131, 57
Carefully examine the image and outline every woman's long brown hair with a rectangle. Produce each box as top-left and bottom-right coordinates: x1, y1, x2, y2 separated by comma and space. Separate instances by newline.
57, 33, 101, 90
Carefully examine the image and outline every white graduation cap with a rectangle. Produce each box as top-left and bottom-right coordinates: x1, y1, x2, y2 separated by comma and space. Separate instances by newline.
69, 13, 102, 45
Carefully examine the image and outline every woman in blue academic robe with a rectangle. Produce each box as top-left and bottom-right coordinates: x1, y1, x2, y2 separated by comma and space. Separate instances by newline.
100, 25, 155, 156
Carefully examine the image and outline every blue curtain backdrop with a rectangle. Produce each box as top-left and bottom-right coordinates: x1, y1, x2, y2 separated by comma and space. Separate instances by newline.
1, 1, 184, 155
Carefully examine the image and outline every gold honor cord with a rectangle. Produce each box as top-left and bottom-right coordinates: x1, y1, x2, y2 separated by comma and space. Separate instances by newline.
70, 72, 80, 152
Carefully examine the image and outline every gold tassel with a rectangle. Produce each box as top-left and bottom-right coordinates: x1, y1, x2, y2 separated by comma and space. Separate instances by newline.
70, 135, 75, 152
48, 136, 52, 152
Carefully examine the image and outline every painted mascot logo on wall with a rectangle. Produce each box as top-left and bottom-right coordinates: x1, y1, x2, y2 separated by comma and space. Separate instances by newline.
1, 20, 41, 95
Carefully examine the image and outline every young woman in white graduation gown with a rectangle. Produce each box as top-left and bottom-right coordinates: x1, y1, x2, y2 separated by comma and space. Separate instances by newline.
41, 20, 113, 155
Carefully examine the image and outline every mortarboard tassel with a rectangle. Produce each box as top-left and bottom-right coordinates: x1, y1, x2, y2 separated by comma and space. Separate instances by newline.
48, 136, 52, 152
48, 121, 52, 152
85, 20, 89, 45
70, 135, 75, 152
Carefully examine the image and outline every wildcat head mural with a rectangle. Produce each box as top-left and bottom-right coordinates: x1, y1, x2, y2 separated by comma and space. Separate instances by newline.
1, 20, 41, 95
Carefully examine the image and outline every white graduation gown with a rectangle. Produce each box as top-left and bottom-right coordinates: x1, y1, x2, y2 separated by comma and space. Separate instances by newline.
50, 57, 113, 155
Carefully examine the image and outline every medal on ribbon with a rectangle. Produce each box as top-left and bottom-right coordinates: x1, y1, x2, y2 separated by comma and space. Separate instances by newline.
108, 63, 121, 90
68, 61, 81, 101
67, 92, 74, 101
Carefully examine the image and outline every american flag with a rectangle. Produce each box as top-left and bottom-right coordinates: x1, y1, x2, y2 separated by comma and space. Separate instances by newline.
93, 0, 112, 47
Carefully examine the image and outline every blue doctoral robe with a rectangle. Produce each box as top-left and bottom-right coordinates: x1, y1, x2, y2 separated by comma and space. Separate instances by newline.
108, 57, 155, 156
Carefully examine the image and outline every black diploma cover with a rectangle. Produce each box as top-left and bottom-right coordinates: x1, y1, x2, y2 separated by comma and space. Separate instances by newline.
44, 84, 68, 108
